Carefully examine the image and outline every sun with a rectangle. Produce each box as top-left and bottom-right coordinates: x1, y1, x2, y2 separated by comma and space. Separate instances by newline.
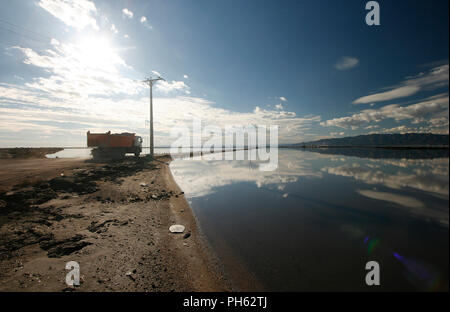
76, 35, 124, 72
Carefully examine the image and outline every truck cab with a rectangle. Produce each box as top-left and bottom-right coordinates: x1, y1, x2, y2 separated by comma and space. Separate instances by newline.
134, 136, 143, 150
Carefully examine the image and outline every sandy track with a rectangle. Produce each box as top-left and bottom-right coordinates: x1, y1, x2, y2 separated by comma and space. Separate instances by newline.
0, 156, 229, 291
0, 158, 85, 192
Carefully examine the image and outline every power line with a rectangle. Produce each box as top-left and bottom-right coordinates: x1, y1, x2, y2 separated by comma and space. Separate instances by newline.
0, 18, 54, 48
0, 18, 52, 41
0, 26, 49, 45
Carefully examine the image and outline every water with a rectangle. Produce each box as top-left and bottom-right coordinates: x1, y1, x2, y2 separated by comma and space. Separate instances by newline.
46, 148, 93, 158
170, 148, 449, 291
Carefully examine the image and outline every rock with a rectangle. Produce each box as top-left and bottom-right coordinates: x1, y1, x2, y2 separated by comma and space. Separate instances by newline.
169, 224, 185, 233
48, 177, 97, 195
128, 196, 142, 203
140, 182, 148, 187
46, 241, 92, 258
38, 182, 50, 189
125, 271, 136, 281
2, 229, 54, 254
87, 219, 119, 233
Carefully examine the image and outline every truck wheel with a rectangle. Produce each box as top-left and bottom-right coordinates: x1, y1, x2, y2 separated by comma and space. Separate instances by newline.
91, 148, 104, 160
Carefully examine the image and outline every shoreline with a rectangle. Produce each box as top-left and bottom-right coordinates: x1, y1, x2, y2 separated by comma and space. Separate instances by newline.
0, 155, 230, 291
167, 163, 266, 291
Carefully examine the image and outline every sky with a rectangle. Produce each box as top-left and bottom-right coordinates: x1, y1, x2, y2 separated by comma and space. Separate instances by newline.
0, 0, 448, 147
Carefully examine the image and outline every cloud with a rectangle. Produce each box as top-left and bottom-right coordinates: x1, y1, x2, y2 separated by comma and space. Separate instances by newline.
140, 16, 152, 29
11, 37, 141, 98
275, 103, 283, 110
358, 190, 425, 209
0, 32, 322, 147
110, 24, 118, 34
38, 0, 99, 30
151, 70, 162, 77
323, 162, 449, 197
171, 152, 322, 198
156, 80, 190, 94
0, 81, 322, 147
334, 56, 359, 70
183, 74, 189, 79
122, 8, 133, 19
321, 93, 449, 131
353, 86, 420, 105
279, 96, 287, 102
322, 63, 450, 134
353, 64, 449, 104
124, 34, 129, 39
369, 125, 449, 135
1, 51, 322, 145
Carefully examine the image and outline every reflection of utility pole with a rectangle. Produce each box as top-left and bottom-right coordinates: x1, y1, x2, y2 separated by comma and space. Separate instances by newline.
143, 76, 165, 158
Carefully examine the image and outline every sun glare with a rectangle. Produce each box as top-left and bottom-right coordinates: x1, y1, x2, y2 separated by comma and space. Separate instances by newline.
76, 36, 124, 71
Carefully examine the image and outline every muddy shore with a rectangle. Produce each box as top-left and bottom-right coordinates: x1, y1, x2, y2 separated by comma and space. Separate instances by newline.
0, 155, 230, 291
0, 148, 63, 159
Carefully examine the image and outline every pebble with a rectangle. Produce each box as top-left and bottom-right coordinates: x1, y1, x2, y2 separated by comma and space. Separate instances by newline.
169, 224, 185, 233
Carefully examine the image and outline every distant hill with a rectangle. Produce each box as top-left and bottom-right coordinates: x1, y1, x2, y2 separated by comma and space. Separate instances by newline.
290, 133, 449, 147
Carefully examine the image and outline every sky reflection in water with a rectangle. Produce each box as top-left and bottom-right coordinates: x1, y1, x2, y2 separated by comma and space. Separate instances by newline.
170, 149, 449, 291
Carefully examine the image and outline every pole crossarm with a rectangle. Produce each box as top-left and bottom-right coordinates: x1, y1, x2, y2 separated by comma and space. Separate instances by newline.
142, 76, 164, 86
142, 76, 165, 158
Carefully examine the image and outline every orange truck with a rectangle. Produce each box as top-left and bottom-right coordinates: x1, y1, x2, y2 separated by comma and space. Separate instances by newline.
87, 131, 143, 159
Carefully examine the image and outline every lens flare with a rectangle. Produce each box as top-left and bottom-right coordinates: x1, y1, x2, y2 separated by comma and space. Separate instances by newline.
364, 236, 380, 255
393, 252, 443, 291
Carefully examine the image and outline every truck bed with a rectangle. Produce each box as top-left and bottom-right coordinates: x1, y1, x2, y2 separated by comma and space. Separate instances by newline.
87, 131, 136, 148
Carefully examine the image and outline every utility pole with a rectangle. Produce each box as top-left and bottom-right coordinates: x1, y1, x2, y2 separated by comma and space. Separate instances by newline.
143, 76, 165, 158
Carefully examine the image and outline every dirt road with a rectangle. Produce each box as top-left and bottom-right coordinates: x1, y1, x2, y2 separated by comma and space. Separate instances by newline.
0, 156, 229, 291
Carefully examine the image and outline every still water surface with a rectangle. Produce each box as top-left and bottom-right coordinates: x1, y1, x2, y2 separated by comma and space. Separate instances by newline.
46, 147, 171, 158
170, 148, 449, 291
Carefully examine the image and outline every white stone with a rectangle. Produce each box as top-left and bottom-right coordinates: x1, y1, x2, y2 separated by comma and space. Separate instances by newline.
169, 224, 185, 233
